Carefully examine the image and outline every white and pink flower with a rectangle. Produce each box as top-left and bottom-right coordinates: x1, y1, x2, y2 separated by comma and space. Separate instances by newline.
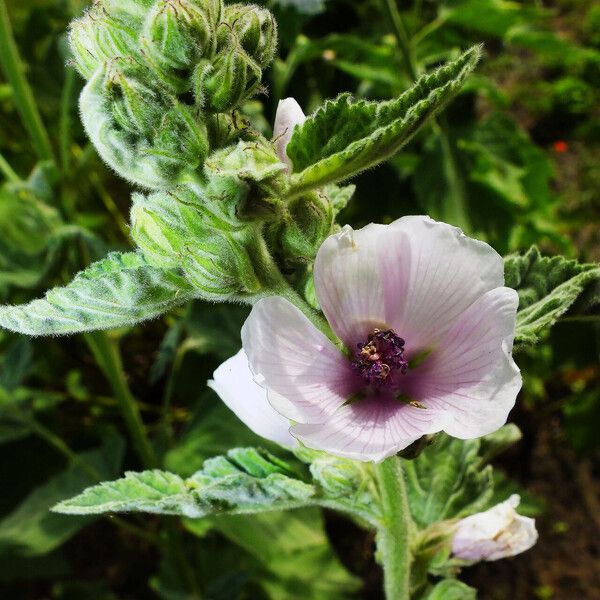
211, 216, 522, 462
273, 97, 306, 170
452, 495, 538, 561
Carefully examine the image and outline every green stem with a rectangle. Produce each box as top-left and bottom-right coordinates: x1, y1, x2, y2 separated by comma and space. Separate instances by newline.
85, 331, 158, 469
59, 66, 76, 173
375, 456, 412, 600
0, 0, 55, 164
0, 149, 19, 182
379, 0, 418, 81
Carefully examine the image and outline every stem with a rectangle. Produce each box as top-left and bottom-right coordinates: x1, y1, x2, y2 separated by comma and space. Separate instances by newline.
0, 0, 55, 164
379, 0, 418, 81
375, 456, 412, 600
0, 149, 19, 182
85, 332, 158, 468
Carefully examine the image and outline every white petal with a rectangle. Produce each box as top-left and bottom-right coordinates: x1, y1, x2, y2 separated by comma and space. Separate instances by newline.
405, 287, 521, 439
241, 297, 356, 424
314, 223, 410, 348
208, 350, 297, 447
291, 396, 441, 462
314, 216, 505, 352
452, 495, 538, 561
273, 97, 306, 169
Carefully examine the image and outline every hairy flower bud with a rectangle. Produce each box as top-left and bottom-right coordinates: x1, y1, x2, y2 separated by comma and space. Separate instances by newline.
274, 190, 334, 264
198, 45, 262, 112
220, 4, 278, 68
131, 186, 263, 299
81, 63, 208, 189
69, 8, 138, 78
204, 140, 287, 220
140, 0, 213, 80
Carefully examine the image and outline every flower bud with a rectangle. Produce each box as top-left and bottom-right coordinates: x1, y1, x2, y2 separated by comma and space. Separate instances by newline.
197, 45, 262, 112
452, 495, 538, 562
69, 8, 138, 78
272, 190, 334, 265
273, 97, 306, 170
131, 186, 263, 300
220, 4, 278, 68
204, 140, 287, 221
141, 0, 212, 75
105, 60, 164, 136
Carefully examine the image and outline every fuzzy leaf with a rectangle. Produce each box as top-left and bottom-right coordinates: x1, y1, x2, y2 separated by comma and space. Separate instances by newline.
421, 579, 477, 600
0, 252, 198, 336
286, 46, 481, 195
53, 448, 316, 518
505, 246, 600, 345
404, 434, 494, 529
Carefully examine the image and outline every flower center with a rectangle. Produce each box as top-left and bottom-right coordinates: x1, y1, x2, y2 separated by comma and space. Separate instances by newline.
351, 329, 408, 386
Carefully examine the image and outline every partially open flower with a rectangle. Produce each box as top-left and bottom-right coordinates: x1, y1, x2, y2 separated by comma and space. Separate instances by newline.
452, 495, 538, 561
213, 216, 521, 461
273, 97, 306, 170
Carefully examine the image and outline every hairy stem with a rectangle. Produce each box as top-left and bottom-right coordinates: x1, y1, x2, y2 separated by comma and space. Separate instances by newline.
376, 456, 412, 600
0, 0, 55, 164
85, 332, 158, 469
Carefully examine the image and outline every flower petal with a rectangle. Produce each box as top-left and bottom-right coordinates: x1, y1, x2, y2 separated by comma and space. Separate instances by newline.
208, 349, 297, 448
314, 223, 411, 348
314, 216, 505, 351
404, 287, 521, 439
241, 297, 356, 424
452, 495, 538, 562
273, 97, 306, 169
291, 396, 441, 462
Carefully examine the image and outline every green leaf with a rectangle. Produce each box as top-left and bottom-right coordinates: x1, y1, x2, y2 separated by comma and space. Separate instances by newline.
505, 247, 600, 345
54, 448, 316, 518
421, 579, 477, 600
0, 252, 199, 336
0, 434, 124, 556
286, 46, 481, 195
192, 509, 361, 599
404, 434, 494, 529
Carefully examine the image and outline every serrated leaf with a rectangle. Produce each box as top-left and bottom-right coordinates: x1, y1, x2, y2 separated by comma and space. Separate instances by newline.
404, 435, 493, 529
54, 448, 316, 518
286, 46, 481, 195
420, 579, 477, 600
0, 252, 199, 336
505, 246, 600, 345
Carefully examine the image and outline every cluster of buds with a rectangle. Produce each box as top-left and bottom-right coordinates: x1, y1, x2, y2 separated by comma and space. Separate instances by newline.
69, 0, 277, 188
69, 0, 337, 300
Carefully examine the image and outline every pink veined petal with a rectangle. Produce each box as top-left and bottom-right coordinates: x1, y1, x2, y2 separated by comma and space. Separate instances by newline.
208, 349, 297, 448
387, 216, 506, 350
241, 297, 357, 424
313, 223, 411, 348
314, 216, 505, 352
273, 97, 306, 169
403, 287, 521, 439
291, 396, 442, 462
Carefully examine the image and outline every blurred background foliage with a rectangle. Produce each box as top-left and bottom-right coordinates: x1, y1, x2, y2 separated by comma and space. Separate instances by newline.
0, 0, 598, 598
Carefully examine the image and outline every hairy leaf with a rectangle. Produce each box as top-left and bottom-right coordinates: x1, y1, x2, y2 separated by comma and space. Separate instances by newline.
421, 579, 477, 600
0, 252, 199, 336
54, 448, 316, 518
286, 46, 481, 195
505, 246, 600, 345
404, 434, 494, 529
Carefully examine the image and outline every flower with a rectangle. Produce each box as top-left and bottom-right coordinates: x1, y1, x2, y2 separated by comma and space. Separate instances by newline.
452, 495, 538, 561
273, 97, 306, 170
208, 349, 297, 448
213, 216, 522, 461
